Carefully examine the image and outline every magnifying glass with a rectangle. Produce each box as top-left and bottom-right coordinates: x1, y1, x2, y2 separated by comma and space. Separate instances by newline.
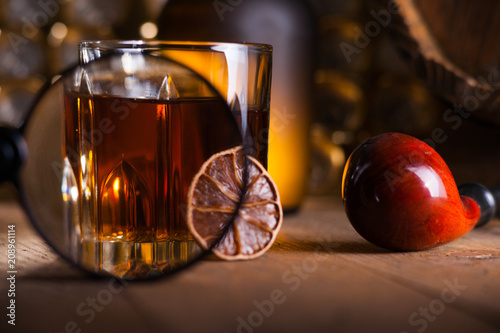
0, 52, 248, 280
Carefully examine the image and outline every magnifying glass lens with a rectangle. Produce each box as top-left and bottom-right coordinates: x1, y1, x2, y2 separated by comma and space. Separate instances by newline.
19, 53, 245, 279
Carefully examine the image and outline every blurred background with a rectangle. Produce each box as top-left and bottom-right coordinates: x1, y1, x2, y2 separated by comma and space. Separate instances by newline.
1, 0, 500, 210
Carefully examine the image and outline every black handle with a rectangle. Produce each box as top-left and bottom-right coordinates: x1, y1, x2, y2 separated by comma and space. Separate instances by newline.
0, 126, 28, 183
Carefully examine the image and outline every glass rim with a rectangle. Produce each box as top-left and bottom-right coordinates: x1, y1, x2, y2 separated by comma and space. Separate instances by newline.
79, 40, 273, 54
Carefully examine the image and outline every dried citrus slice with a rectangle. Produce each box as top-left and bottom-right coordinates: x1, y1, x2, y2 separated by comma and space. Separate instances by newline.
187, 146, 283, 260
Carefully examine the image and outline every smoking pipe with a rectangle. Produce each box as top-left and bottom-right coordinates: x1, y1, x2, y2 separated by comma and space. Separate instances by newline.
342, 132, 496, 251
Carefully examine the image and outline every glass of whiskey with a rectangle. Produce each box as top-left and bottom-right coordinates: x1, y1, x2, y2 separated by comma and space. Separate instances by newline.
45, 41, 273, 279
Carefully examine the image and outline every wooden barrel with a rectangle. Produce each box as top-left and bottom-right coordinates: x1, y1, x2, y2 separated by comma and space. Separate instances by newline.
378, 0, 500, 123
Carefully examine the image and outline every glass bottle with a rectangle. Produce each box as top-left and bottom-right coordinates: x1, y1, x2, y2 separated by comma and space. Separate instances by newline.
157, 0, 316, 212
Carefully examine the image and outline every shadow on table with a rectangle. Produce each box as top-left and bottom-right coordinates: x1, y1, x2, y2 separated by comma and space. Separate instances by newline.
272, 234, 390, 254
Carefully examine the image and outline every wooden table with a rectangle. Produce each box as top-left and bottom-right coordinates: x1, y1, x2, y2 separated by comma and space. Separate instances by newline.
1, 187, 499, 333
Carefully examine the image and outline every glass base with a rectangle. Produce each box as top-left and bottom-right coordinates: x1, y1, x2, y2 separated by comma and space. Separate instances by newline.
78, 239, 202, 279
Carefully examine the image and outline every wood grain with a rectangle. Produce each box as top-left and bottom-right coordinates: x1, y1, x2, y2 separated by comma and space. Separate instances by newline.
1, 193, 500, 333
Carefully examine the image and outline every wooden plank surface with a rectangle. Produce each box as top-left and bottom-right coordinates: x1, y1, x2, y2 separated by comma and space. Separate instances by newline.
1, 188, 500, 333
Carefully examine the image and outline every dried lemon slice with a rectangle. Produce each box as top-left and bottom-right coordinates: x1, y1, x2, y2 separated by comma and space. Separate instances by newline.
187, 146, 283, 260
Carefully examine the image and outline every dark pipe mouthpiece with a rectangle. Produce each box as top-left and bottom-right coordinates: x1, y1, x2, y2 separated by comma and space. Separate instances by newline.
458, 182, 496, 228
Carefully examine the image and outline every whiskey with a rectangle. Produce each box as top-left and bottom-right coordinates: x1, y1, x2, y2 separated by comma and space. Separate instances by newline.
235, 107, 270, 170
63, 93, 269, 276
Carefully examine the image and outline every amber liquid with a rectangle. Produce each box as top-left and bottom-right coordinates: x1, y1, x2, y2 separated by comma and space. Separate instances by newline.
63, 93, 269, 276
